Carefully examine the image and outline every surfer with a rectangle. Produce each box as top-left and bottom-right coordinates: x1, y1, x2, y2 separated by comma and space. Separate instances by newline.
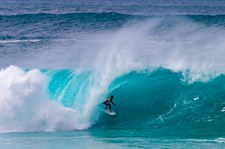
102, 95, 115, 112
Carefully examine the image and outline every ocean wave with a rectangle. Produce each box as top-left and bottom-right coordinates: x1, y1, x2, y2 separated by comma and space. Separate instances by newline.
1, 65, 225, 134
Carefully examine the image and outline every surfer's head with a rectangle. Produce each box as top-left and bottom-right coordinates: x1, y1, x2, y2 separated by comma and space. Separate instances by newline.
110, 95, 114, 100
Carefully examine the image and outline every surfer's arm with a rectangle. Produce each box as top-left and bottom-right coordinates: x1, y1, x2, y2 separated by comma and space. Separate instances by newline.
111, 101, 115, 106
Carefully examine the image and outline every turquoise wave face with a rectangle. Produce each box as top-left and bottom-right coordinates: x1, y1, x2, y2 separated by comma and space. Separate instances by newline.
44, 68, 225, 137
107, 69, 180, 125
45, 69, 92, 108
109, 70, 225, 136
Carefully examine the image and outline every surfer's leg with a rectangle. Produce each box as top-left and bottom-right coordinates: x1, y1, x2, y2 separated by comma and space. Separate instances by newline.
102, 101, 107, 109
108, 104, 112, 112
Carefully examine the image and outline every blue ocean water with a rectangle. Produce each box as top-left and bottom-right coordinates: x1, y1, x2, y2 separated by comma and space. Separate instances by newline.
1, 0, 225, 148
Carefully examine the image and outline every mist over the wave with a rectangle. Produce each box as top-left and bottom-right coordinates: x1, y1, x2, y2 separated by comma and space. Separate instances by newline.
2, 16, 225, 82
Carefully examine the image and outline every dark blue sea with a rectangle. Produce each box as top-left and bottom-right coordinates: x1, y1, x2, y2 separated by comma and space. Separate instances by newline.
1, 0, 225, 148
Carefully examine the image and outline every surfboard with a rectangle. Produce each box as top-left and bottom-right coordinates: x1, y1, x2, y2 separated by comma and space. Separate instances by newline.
102, 108, 116, 115
99, 103, 116, 115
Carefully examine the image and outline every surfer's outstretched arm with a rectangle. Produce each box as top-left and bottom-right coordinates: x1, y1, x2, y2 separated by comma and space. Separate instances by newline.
111, 101, 115, 106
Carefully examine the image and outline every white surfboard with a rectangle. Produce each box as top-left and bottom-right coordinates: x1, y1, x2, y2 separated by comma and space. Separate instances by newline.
102, 108, 116, 116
